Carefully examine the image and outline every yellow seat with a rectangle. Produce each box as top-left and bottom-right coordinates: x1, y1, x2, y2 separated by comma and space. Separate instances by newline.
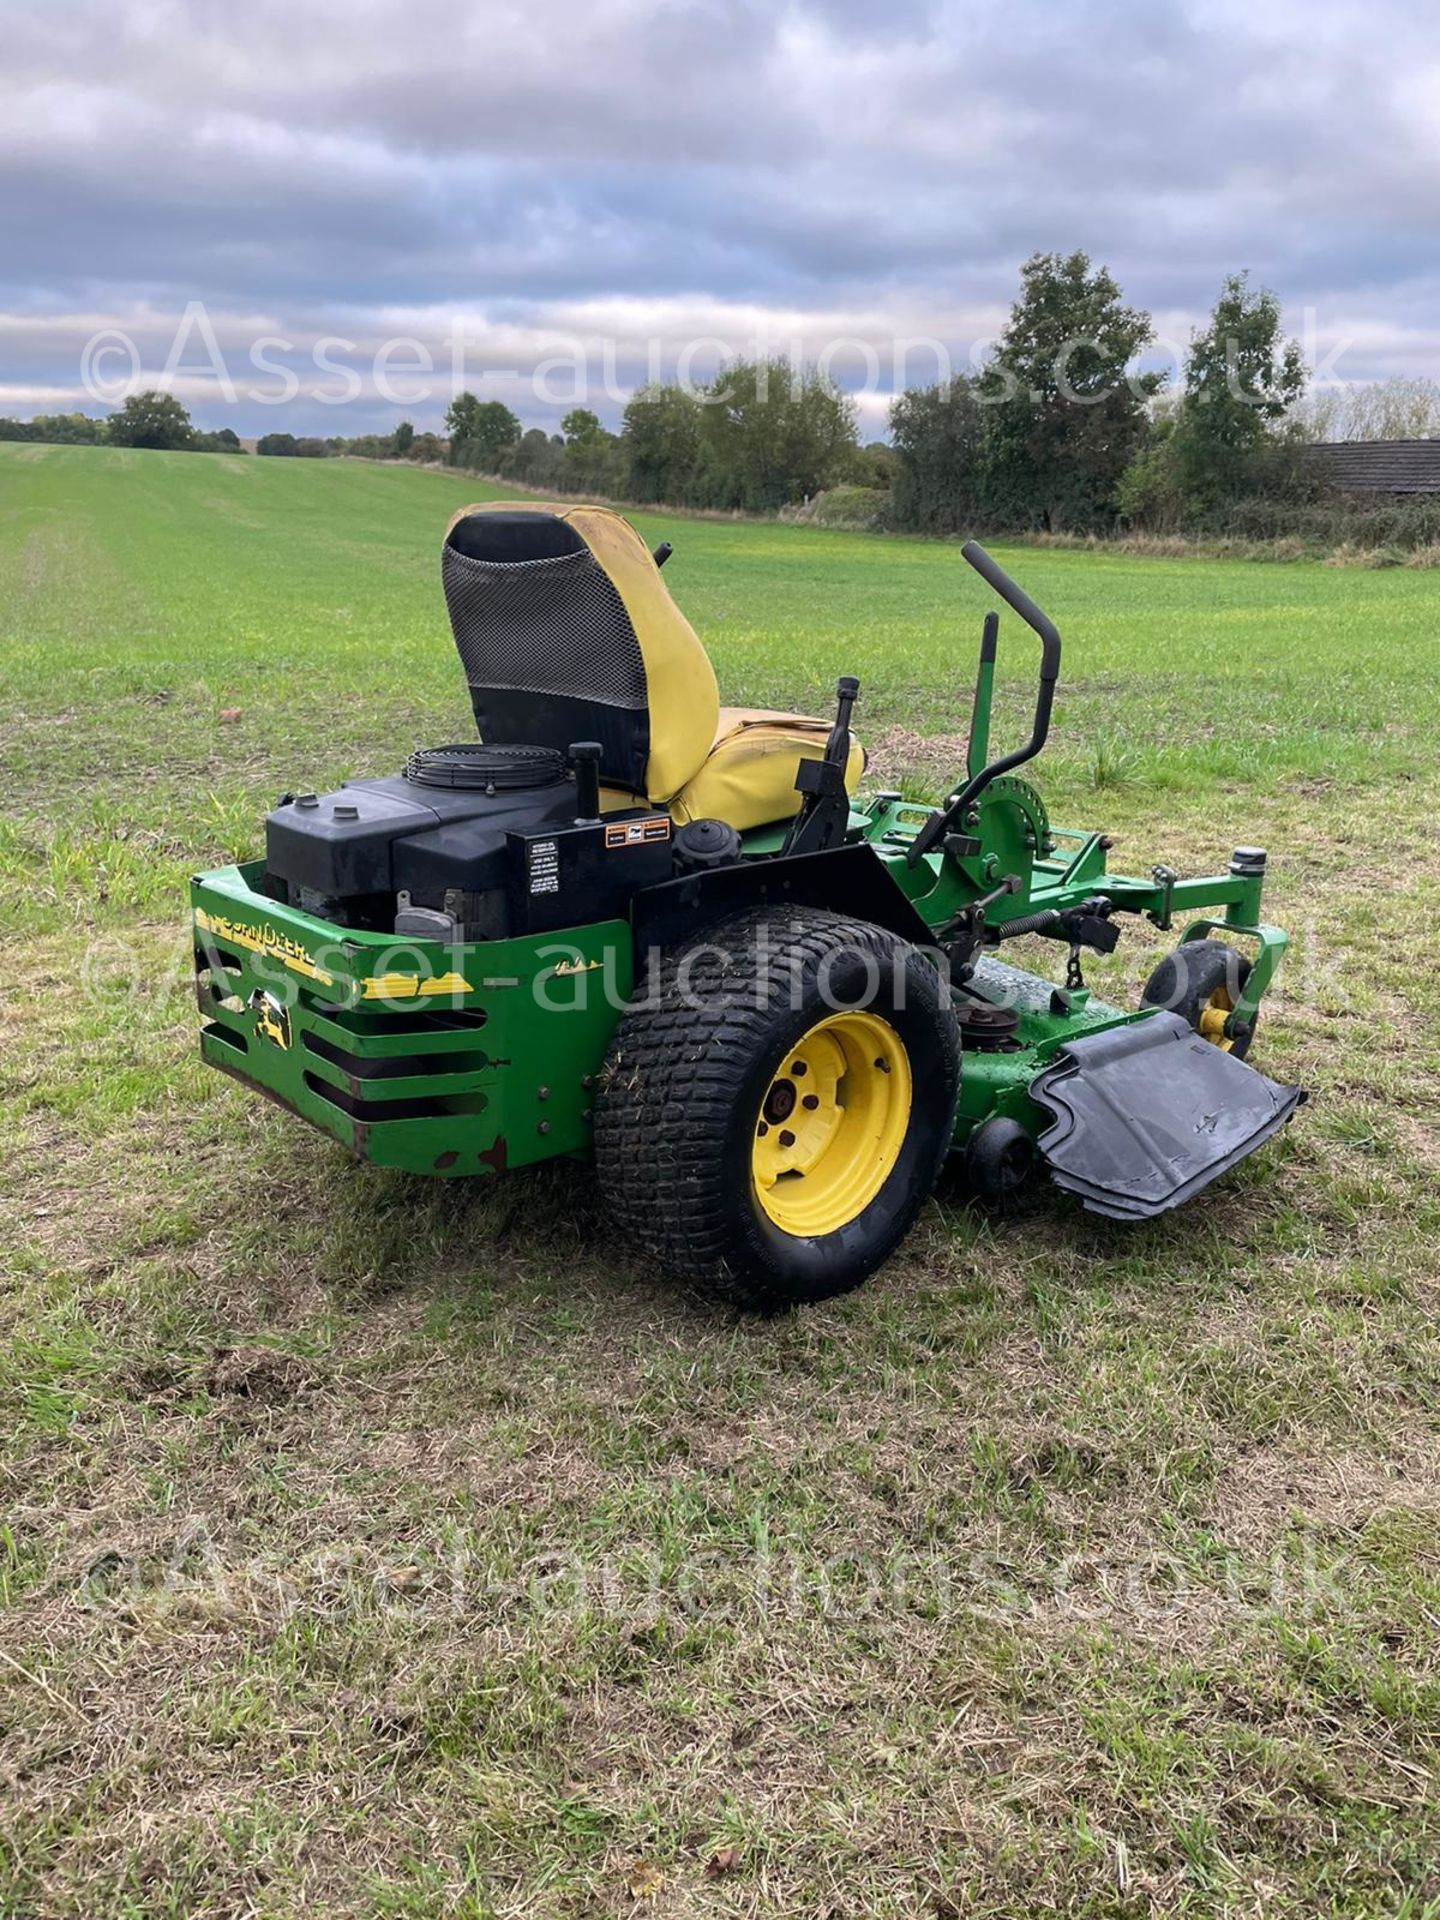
672, 708, 865, 831
442, 502, 863, 832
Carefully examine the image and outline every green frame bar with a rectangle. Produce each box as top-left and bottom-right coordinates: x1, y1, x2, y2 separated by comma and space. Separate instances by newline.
1177, 917, 1289, 1042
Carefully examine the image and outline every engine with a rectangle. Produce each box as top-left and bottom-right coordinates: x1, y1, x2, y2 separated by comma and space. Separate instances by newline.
263, 742, 739, 940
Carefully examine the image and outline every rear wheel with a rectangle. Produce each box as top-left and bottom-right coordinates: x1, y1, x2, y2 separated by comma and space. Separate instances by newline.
594, 907, 961, 1309
1141, 938, 1255, 1060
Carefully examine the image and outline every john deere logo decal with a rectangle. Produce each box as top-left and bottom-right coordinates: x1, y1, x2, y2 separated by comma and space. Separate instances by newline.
248, 989, 292, 1050
195, 906, 334, 987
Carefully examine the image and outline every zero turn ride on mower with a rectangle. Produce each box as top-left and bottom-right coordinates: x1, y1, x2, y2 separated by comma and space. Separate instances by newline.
192, 504, 1302, 1308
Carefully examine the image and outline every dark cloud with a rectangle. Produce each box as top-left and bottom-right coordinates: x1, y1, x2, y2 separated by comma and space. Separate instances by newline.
1, 0, 1436, 433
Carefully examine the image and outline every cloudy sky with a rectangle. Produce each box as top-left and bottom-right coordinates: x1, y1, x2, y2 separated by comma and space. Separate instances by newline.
3, 0, 1438, 436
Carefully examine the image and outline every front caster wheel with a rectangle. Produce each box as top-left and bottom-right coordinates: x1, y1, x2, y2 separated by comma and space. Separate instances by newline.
594, 907, 961, 1310
1141, 938, 1255, 1059
964, 1116, 1036, 1204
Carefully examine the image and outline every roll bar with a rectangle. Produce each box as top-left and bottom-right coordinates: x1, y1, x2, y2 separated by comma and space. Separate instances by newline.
905, 541, 1063, 867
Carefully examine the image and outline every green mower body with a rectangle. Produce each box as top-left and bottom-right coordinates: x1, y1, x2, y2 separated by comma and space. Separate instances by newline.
192, 527, 1299, 1305
193, 799, 1284, 1174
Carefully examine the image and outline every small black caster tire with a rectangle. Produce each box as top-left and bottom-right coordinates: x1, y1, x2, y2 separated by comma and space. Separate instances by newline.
964, 1116, 1036, 1203
1141, 938, 1255, 1060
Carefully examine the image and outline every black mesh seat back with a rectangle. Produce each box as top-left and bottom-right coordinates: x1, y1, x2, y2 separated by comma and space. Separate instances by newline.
442, 509, 649, 789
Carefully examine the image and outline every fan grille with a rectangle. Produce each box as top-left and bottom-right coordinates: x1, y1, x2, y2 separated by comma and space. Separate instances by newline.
403, 744, 567, 792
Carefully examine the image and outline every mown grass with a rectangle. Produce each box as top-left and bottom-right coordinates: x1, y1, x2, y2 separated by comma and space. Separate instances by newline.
2, 443, 1439, 1918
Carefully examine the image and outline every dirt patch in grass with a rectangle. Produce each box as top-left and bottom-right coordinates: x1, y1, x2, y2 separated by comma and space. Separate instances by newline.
867, 722, 971, 787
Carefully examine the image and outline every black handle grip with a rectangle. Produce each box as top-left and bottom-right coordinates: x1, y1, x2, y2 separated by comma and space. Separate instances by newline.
961, 540, 1060, 686
905, 544, 1063, 867
826, 675, 859, 768
652, 541, 673, 569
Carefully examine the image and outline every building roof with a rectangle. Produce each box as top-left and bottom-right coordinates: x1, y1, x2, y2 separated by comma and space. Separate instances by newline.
1307, 439, 1440, 493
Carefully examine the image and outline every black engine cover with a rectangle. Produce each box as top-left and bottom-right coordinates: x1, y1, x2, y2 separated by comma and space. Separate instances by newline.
266, 775, 577, 903
265, 753, 679, 938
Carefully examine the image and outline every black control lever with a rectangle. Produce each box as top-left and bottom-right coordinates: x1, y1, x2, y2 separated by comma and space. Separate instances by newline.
783, 676, 859, 858
907, 540, 1062, 867
652, 541, 673, 569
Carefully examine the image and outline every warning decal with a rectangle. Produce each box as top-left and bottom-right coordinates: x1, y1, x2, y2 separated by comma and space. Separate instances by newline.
528, 839, 561, 894
605, 817, 672, 850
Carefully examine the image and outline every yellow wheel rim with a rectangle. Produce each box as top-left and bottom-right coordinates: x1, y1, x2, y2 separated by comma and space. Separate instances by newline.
751, 1011, 912, 1237
1197, 985, 1235, 1051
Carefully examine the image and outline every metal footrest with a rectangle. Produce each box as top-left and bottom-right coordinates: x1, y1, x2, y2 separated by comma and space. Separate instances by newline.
1030, 1012, 1303, 1220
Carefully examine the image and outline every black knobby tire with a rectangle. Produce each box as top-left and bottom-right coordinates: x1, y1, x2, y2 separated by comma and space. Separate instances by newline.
1141, 937, 1256, 1059
594, 907, 961, 1309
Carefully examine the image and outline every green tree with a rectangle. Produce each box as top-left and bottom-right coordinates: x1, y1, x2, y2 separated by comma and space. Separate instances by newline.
1114, 417, 1184, 529
979, 252, 1159, 531
444, 394, 520, 469
888, 380, 986, 533
334, 433, 390, 458
1, 413, 110, 445
561, 409, 604, 445
30, 412, 108, 445
848, 441, 897, 490
106, 389, 196, 451
393, 420, 415, 456
557, 408, 623, 494
1167, 273, 1306, 509
495, 428, 565, 490
622, 384, 702, 503
694, 358, 858, 512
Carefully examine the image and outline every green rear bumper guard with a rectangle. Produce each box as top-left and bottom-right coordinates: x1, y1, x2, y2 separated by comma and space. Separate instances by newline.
194, 862, 631, 1177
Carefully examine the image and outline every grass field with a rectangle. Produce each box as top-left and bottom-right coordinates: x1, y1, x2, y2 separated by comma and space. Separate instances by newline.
3, 441, 1440, 1919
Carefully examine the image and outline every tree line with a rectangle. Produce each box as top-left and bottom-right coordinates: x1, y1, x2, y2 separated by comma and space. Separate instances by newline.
433, 257, 1345, 538
888, 257, 1311, 536
443, 366, 873, 515
9, 257, 1439, 552
254, 422, 448, 461
0, 389, 244, 453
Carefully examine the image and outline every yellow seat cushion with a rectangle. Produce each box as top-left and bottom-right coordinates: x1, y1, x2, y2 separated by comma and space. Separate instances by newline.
669, 708, 866, 832
562, 505, 719, 801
